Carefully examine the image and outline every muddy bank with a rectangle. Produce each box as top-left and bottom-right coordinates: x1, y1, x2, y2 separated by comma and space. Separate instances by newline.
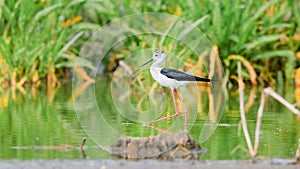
1, 159, 299, 169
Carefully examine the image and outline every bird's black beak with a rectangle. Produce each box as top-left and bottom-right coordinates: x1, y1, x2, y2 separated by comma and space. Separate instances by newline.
140, 58, 153, 67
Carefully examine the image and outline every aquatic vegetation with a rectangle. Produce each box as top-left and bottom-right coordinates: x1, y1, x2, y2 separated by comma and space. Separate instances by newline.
1, 0, 299, 87
0, 0, 85, 87
81, 0, 300, 86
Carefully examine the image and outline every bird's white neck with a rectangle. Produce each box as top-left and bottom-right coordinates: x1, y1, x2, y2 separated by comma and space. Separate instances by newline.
151, 60, 164, 68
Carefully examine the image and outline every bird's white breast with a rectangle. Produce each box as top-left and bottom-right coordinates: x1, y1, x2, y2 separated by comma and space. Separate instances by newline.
150, 67, 190, 89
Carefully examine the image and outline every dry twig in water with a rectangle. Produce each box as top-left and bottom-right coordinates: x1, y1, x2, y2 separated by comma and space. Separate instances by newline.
237, 62, 255, 157
237, 62, 300, 159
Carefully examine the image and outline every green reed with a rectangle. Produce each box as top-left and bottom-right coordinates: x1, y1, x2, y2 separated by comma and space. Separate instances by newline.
82, 0, 299, 85
1, 0, 299, 87
0, 0, 85, 86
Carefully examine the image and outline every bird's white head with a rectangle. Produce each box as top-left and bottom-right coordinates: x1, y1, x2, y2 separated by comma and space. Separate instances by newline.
152, 50, 166, 62
140, 50, 166, 68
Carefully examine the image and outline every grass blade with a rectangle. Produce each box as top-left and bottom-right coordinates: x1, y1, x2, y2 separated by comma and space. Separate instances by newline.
242, 34, 283, 50
252, 50, 295, 61
56, 31, 84, 61
243, 0, 280, 32
34, 3, 62, 21
74, 22, 101, 30
178, 15, 209, 40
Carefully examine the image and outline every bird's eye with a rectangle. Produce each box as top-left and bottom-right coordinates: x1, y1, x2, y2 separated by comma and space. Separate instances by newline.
155, 54, 158, 57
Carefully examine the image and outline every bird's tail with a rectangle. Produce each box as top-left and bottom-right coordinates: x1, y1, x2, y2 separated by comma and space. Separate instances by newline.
195, 76, 212, 82
195, 76, 220, 83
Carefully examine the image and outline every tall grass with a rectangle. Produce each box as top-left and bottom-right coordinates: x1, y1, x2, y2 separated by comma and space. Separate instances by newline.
0, 0, 85, 86
1, 0, 299, 87
81, 0, 299, 86
181, 0, 299, 84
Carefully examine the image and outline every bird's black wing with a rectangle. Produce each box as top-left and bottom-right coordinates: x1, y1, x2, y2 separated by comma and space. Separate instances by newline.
160, 68, 211, 82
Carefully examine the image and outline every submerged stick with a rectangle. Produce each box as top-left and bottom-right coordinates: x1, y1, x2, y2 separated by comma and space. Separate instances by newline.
237, 62, 255, 157
80, 137, 87, 151
236, 63, 300, 159
254, 92, 265, 155
248, 86, 300, 159
80, 137, 87, 159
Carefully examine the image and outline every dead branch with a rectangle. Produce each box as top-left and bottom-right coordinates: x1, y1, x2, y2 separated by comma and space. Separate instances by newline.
263, 87, 300, 117
237, 62, 255, 157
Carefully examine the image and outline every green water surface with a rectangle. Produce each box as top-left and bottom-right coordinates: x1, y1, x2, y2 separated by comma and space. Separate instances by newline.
0, 78, 299, 160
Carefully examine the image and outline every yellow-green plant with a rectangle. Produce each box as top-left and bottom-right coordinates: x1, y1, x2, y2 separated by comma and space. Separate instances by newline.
82, 0, 300, 85
0, 0, 85, 86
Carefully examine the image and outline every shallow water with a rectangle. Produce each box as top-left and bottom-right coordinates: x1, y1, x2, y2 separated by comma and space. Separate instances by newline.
0, 78, 299, 160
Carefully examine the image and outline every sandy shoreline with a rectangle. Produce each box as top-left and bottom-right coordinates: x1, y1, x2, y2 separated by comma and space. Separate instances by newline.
1, 159, 299, 169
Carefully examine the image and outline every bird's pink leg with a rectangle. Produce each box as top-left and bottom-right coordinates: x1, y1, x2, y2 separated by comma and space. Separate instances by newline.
174, 89, 188, 130
145, 125, 176, 134
144, 89, 179, 126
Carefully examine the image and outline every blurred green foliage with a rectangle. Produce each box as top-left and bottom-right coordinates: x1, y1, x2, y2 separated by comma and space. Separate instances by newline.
0, 0, 84, 86
1, 0, 299, 87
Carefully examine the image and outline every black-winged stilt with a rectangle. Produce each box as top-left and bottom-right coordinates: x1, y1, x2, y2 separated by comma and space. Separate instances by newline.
141, 50, 213, 128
